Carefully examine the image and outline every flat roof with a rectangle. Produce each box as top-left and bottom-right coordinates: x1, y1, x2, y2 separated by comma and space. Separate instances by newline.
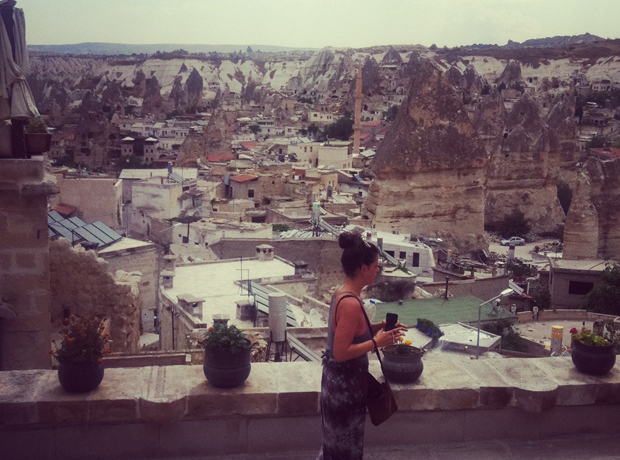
119, 168, 198, 180
549, 258, 610, 272
97, 237, 154, 254
164, 259, 296, 326
374, 295, 513, 328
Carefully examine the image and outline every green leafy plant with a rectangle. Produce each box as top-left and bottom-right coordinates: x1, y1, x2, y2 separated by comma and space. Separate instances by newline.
25, 117, 48, 133
386, 336, 422, 355
571, 328, 611, 346
585, 263, 620, 316
272, 224, 291, 232
50, 315, 111, 364
202, 323, 250, 353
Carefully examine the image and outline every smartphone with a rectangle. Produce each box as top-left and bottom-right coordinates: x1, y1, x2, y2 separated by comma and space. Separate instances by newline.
385, 313, 398, 331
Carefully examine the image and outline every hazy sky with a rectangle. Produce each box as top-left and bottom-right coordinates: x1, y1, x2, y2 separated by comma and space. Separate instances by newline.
18, 0, 620, 49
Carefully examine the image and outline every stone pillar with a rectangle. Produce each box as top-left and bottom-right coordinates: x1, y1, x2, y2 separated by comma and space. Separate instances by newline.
0, 158, 59, 370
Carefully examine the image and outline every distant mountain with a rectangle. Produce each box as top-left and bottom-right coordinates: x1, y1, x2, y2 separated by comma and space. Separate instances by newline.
27, 42, 317, 55
464, 33, 604, 51
520, 33, 604, 48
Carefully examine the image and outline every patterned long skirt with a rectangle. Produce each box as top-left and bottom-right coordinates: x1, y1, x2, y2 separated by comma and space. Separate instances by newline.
317, 359, 368, 460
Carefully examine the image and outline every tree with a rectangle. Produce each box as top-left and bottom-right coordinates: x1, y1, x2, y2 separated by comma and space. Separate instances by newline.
324, 114, 353, 140
383, 105, 398, 122
585, 263, 620, 315
249, 124, 261, 134
589, 135, 607, 149
119, 154, 145, 169
497, 209, 530, 238
307, 123, 319, 138
557, 181, 573, 215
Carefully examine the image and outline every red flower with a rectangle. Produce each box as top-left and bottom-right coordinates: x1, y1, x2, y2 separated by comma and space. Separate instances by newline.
570, 328, 578, 334
208, 327, 214, 331
98, 358, 103, 363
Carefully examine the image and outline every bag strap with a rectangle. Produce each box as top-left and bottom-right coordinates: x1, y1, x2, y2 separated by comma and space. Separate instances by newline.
333, 291, 390, 383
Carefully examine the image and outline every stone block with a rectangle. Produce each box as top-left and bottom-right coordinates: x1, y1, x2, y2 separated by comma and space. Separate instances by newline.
0, 427, 55, 460
15, 252, 37, 269
38, 399, 89, 424
187, 363, 278, 418
273, 361, 321, 416
534, 357, 599, 406
247, 416, 320, 453
159, 419, 248, 456
413, 359, 480, 410
1, 330, 51, 370
364, 410, 465, 446
463, 408, 541, 441
0, 159, 43, 182
540, 404, 620, 438
0, 369, 51, 422
0, 251, 13, 271
54, 423, 160, 460
487, 358, 558, 412
89, 367, 144, 422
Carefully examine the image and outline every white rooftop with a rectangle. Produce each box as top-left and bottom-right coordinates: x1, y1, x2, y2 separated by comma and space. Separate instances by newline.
97, 237, 154, 254
119, 168, 198, 180
164, 259, 296, 326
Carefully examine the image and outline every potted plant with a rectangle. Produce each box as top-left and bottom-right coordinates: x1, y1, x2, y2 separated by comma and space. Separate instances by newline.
381, 337, 425, 383
50, 315, 111, 393
24, 117, 51, 154
570, 328, 616, 375
202, 323, 252, 388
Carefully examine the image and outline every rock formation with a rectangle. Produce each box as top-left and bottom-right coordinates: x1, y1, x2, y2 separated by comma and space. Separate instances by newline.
75, 91, 110, 170
186, 68, 204, 108
49, 239, 141, 353
563, 158, 620, 260
381, 47, 403, 66
363, 57, 488, 251
484, 92, 565, 233
141, 76, 165, 116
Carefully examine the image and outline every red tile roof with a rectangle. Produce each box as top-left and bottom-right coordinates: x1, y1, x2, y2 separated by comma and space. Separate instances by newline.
349, 132, 370, 140
362, 120, 381, 127
591, 148, 620, 160
207, 153, 234, 163
230, 174, 258, 183
53, 203, 77, 217
241, 141, 257, 150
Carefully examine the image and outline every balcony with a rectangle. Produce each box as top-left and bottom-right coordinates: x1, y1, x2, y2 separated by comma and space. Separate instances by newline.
1, 356, 620, 459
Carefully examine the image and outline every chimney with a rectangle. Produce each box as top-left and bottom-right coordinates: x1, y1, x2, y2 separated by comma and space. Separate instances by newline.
256, 244, 274, 261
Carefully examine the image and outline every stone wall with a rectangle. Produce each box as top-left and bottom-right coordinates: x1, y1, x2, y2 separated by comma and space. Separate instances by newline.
563, 158, 620, 260
0, 158, 58, 370
98, 243, 158, 333
210, 237, 343, 294
49, 239, 141, 353
2, 358, 620, 459
54, 176, 122, 229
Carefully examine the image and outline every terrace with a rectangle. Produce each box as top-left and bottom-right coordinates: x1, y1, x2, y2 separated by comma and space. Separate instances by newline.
2, 355, 620, 459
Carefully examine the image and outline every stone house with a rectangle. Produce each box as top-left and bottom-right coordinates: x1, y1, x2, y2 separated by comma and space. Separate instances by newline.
318, 141, 352, 170
548, 258, 610, 309
53, 174, 123, 230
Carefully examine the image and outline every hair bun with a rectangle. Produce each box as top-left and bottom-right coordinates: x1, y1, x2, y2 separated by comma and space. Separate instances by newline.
339, 231, 363, 249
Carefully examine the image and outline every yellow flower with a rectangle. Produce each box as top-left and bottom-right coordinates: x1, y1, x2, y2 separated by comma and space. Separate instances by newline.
398, 336, 403, 343
405, 340, 412, 346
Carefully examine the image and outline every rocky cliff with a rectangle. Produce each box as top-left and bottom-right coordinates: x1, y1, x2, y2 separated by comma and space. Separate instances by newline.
563, 158, 620, 260
363, 58, 488, 251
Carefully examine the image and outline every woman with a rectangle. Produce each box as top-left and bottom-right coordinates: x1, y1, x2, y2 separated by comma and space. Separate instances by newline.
318, 231, 406, 460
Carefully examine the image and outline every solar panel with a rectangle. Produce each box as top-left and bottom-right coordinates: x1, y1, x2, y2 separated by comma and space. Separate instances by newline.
48, 211, 63, 222
49, 222, 79, 242
73, 227, 105, 246
68, 217, 86, 227
91, 221, 122, 242
168, 172, 183, 184
47, 212, 122, 249
83, 224, 115, 246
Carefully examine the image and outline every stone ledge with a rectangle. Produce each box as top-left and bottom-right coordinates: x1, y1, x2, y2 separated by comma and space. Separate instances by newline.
1, 357, 620, 428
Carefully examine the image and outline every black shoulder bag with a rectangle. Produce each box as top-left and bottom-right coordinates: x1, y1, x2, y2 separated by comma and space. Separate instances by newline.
359, 303, 398, 426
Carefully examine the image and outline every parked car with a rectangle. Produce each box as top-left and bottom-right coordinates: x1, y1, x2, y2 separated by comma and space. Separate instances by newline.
500, 236, 525, 246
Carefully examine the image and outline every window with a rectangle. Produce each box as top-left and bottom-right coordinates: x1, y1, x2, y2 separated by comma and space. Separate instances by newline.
568, 281, 594, 295
385, 250, 395, 257
412, 253, 420, 267
399, 251, 406, 259
248, 189, 255, 198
